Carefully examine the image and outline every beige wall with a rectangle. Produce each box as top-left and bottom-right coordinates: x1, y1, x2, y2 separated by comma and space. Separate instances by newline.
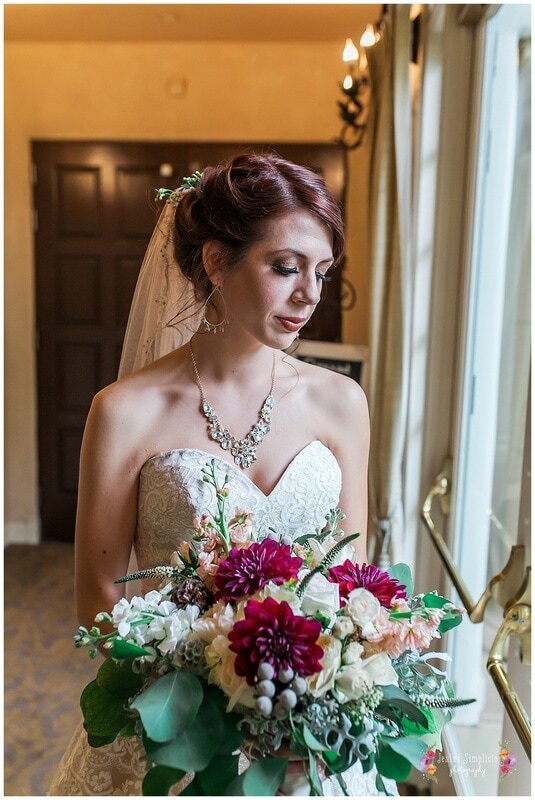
5, 41, 370, 542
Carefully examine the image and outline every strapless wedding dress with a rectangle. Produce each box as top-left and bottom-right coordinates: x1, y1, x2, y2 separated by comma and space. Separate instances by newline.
49, 442, 398, 796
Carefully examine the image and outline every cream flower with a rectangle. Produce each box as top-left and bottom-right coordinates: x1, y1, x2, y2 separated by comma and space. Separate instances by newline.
301, 573, 340, 623
360, 652, 399, 686
205, 634, 255, 710
334, 661, 371, 702
192, 600, 235, 643
345, 587, 382, 634
342, 640, 364, 665
307, 635, 342, 698
332, 617, 355, 640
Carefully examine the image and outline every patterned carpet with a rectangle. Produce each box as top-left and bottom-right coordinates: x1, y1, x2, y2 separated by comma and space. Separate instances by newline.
4, 543, 96, 796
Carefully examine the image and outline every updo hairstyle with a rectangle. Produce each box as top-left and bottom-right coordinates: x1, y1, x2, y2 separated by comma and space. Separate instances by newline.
173, 152, 345, 301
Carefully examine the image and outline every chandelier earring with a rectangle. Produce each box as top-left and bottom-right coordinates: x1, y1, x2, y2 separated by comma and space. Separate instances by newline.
201, 286, 229, 334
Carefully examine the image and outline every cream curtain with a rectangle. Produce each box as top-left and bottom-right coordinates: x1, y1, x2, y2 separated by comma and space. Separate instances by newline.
366, 6, 413, 568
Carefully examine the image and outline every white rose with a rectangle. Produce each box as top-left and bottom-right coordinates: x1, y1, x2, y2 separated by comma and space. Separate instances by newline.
301, 573, 340, 622
307, 636, 342, 698
361, 652, 399, 686
332, 617, 355, 640
334, 661, 371, 702
342, 640, 364, 664
345, 588, 381, 629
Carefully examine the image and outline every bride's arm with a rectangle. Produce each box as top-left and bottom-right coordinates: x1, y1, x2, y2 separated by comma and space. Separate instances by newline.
327, 376, 370, 565
74, 385, 142, 630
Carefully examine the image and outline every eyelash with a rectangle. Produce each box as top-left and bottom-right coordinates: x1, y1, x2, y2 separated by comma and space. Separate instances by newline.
272, 265, 332, 283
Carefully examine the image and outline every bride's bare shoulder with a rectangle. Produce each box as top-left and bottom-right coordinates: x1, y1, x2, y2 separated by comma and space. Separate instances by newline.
286, 353, 367, 412
86, 350, 190, 454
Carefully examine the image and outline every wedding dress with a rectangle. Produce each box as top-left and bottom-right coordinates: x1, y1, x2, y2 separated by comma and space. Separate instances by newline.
49, 442, 398, 796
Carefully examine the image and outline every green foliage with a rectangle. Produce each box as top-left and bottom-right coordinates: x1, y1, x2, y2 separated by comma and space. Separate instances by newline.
375, 743, 412, 781
96, 657, 143, 697
388, 735, 428, 769
307, 748, 323, 796
80, 680, 130, 740
110, 639, 152, 659
194, 755, 240, 795
148, 694, 225, 772
87, 732, 117, 747
131, 670, 203, 743
399, 706, 437, 738
142, 765, 186, 796
224, 757, 288, 796
386, 563, 413, 597
376, 684, 429, 728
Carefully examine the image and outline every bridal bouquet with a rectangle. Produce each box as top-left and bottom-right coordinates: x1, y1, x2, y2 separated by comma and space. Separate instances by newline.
76, 461, 472, 796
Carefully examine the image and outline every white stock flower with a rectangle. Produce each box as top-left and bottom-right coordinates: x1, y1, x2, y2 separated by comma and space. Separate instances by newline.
152, 604, 200, 655
301, 573, 340, 623
345, 588, 381, 633
307, 636, 342, 698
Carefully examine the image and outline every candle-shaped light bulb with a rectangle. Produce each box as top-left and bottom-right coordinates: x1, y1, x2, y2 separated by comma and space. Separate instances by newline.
343, 74, 353, 90
342, 38, 359, 63
360, 24, 376, 47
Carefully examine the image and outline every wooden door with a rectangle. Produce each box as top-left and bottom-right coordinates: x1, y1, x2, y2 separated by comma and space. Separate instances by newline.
33, 141, 346, 540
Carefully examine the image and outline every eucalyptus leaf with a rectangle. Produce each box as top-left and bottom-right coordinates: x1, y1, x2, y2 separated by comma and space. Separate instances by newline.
388, 735, 428, 769
96, 657, 143, 698
80, 680, 130, 738
438, 614, 463, 633
376, 685, 429, 727
142, 765, 186, 796
421, 592, 450, 608
386, 563, 413, 596
131, 670, 203, 743
225, 758, 288, 796
150, 694, 223, 772
375, 744, 413, 781
195, 754, 240, 794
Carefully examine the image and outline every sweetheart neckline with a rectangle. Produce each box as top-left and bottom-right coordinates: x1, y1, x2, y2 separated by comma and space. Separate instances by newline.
140, 440, 340, 500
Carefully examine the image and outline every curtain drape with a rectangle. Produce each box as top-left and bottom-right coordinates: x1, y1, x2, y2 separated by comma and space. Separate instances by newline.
366, 5, 413, 568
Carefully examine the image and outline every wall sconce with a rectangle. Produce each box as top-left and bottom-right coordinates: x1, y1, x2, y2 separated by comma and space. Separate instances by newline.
337, 19, 383, 150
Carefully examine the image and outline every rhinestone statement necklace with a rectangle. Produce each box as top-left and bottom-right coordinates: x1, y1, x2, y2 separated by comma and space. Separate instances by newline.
188, 343, 276, 469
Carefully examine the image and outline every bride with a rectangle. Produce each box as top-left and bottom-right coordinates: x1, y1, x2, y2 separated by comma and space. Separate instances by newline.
49, 153, 398, 796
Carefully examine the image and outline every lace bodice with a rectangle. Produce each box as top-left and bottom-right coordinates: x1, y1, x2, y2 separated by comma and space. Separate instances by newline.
134, 440, 342, 570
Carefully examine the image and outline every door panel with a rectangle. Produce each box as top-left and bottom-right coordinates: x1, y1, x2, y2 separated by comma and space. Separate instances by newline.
33, 140, 347, 540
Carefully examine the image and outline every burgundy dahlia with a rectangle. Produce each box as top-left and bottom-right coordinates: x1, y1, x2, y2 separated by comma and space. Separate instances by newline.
228, 597, 323, 685
214, 538, 302, 602
327, 561, 407, 607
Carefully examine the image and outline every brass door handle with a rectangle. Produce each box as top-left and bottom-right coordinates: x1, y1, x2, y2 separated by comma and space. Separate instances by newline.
421, 457, 526, 621
487, 567, 531, 759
